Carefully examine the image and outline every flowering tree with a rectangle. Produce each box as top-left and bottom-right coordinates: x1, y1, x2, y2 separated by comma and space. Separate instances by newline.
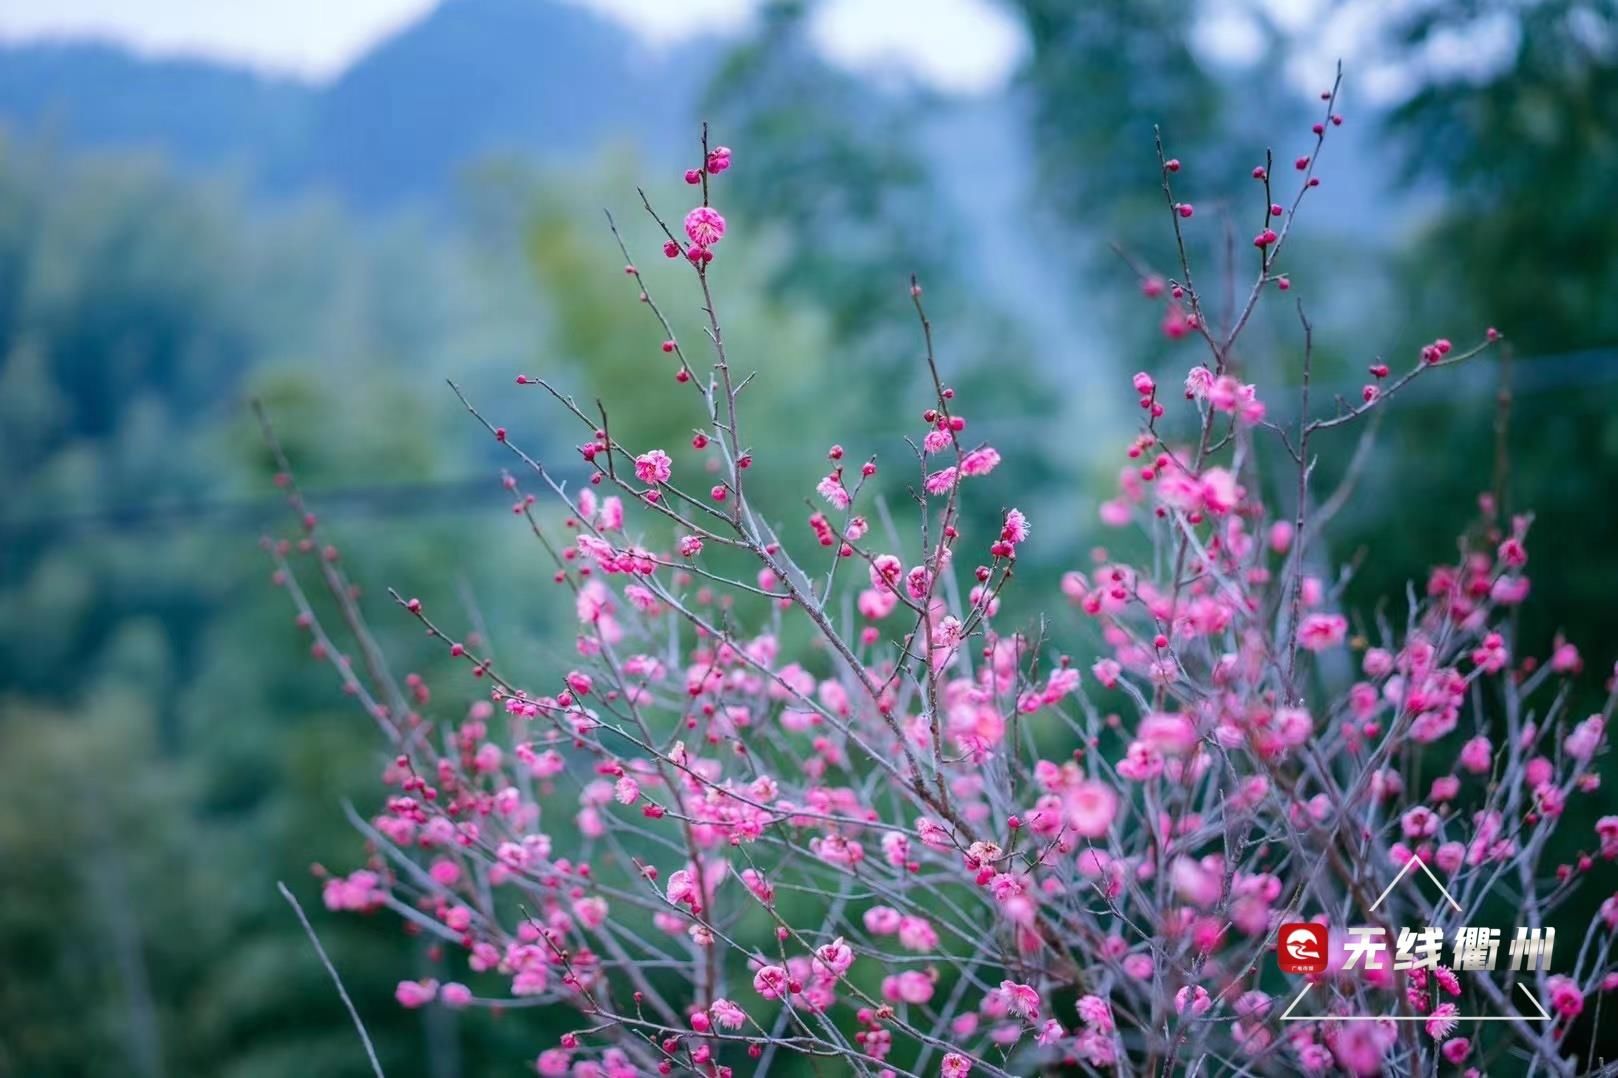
263, 91, 1618, 1077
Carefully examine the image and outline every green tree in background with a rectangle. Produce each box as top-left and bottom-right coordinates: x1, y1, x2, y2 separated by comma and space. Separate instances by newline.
1359, 0, 1618, 685
1387, 0, 1618, 354
0, 141, 552, 1077
1011, 0, 1230, 252
700, 1, 1065, 582
702, 1, 952, 358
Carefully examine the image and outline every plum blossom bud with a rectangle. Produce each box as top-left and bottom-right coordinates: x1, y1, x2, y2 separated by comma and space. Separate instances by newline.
396, 979, 438, 1008
1176, 985, 1212, 1016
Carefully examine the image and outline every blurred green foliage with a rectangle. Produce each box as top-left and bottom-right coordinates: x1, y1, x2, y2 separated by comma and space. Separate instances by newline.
1018, 1, 1618, 1064
1013, 0, 1231, 241
0, 141, 552, 1076
700, 0, 1063, 552
1364, 0, 1618, 680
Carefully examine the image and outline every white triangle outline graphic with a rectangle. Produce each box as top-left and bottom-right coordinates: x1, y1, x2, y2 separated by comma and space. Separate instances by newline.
1277, 856, 1547, 1022
1369, 854, 1463, 914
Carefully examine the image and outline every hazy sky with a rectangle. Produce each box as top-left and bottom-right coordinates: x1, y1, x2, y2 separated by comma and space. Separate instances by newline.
0, 0, 1030, 94
0, 0, 1452, 104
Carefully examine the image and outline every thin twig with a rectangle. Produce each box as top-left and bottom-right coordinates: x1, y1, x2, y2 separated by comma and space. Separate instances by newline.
278, 881, 386, 1078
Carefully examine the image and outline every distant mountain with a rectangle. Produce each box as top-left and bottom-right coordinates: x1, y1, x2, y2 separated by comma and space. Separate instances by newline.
0, 42, 313, 173
302, 0, 692, 205
0, 0, 698, 208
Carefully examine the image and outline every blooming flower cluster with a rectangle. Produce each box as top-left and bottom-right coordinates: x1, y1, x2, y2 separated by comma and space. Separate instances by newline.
264, 95, 1615, 1077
